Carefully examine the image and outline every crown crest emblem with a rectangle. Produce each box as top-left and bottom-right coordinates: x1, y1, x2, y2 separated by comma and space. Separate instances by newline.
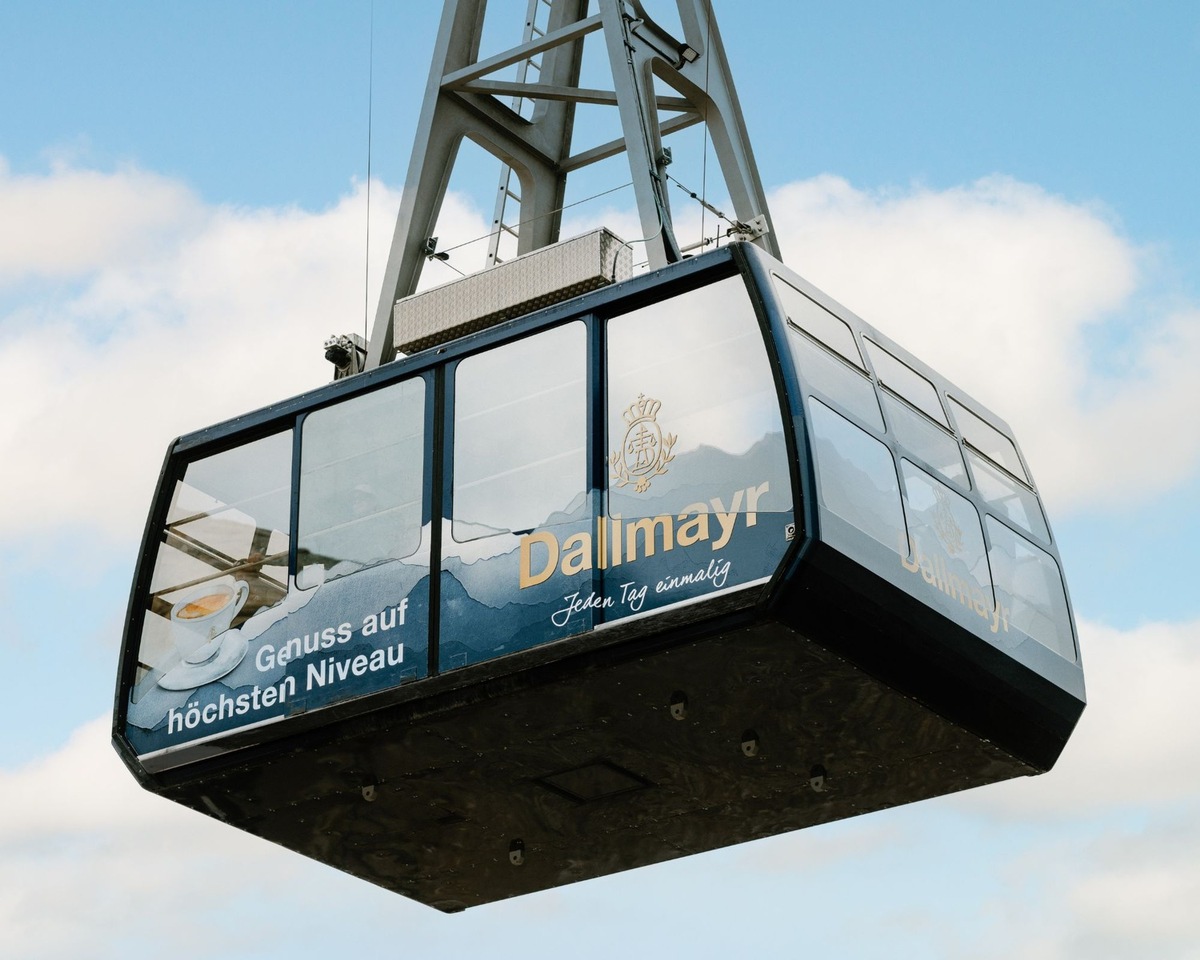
932, 485, 964, 555
610, 393, 676, 493
622, 394, 662, 425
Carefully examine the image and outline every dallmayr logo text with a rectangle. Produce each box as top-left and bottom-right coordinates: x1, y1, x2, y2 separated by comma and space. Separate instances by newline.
519, 391, 772, 593
519, 483, 771, 589
899, 532, 1010, 634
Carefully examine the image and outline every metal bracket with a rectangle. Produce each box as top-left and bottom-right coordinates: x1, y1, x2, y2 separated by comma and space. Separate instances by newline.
728, 214, 770, 243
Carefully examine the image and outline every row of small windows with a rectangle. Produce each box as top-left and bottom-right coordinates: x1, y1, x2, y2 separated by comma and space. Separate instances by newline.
293, 275, 789, 577
147, 274, 788, 636
775, 275, 1074, 662
134, 269, 1074, 705
450, 277, 791, 540
774, 274, 1045, 540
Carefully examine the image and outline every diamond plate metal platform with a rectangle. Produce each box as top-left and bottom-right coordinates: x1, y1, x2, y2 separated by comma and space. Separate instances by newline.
395, 229, 632, 355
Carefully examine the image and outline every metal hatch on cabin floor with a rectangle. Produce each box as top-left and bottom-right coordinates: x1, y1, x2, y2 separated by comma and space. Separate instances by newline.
112, 0, 1084, 913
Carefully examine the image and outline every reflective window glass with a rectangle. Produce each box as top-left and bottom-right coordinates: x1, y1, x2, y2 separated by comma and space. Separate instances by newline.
987, 517, 1076, 661
299, 377, 425, 580
882, 393, 967, 487
605, 276, 793, 622
134, 430, 292, 702
442, 323, 589, 673
949, 397, 1028, 482
608, 276, 790, 521
900, 460, 993, 621
787, 329, 884, 433
968, 451, 1050, 543
773, 275, 865, 369
809, 398, 906, 553
864, 339, 948, 426
453, 322, 587, 540
129, 423, 433, 760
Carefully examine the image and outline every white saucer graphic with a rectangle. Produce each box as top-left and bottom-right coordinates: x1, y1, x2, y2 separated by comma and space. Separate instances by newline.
158, 629, 249, 691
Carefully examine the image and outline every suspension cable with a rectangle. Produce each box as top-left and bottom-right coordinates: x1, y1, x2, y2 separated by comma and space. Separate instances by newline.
363, 0, 375, 343
433, 180, 636, 258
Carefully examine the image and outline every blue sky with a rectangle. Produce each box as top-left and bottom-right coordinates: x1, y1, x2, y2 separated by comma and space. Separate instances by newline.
2, 2, 1199, 958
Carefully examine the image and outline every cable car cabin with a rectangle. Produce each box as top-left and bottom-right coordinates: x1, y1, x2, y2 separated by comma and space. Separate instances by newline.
113, 238, 1084, 912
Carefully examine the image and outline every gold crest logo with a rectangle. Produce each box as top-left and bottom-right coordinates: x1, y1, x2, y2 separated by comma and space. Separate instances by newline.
932, 486, 964, 555
610, 393, 676, 493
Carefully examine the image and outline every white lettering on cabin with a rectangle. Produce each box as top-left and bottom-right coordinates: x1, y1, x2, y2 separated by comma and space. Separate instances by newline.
619, 581, 647, 610
254, 599, 410, 672
551, 591, 613, 628
306, 642, 405, 690
166, 676, 298, 735
256, 622, 353, 671
655, 557, 732, 595
551, 581, 648, 629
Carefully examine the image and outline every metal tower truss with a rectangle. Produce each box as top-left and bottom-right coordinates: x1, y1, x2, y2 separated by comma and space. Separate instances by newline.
485, 0, 553, 269
365, 0, 780, 369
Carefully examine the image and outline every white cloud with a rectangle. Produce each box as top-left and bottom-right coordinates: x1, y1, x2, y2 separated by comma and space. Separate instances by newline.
0, 162, 490, 545
0, 717, 288, 959
3, 163, 1198, 546
956, 617, 1200, 819
967, 805, 1200, 960
769, 174, 1200, 513
1058, 814, 1200, 958
935, 618, 1200, 958
0, 158, 206, 281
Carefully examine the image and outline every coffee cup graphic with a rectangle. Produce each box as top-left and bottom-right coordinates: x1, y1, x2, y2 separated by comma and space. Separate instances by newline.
158, 580, 251, 690
170, 580, 249, 640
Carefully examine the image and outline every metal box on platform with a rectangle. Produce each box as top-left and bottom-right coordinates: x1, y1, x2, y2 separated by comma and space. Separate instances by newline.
395, 229, 632, 355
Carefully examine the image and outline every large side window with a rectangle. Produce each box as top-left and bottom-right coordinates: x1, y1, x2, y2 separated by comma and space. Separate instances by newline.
808, 399, 906, 555
126, 394, 435, 764
442, 322, 590, 670
452, 323, 588, 540
124, 429, 300, 761
899, 459, 994, 631
987, 517, 1076, 661
298, 377, 426, 580
605, 276, 793, 618
134, 430, 293, 702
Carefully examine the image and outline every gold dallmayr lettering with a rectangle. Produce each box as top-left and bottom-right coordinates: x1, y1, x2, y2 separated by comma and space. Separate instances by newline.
900, 534, 1009, 634
519, 482, 769, 589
